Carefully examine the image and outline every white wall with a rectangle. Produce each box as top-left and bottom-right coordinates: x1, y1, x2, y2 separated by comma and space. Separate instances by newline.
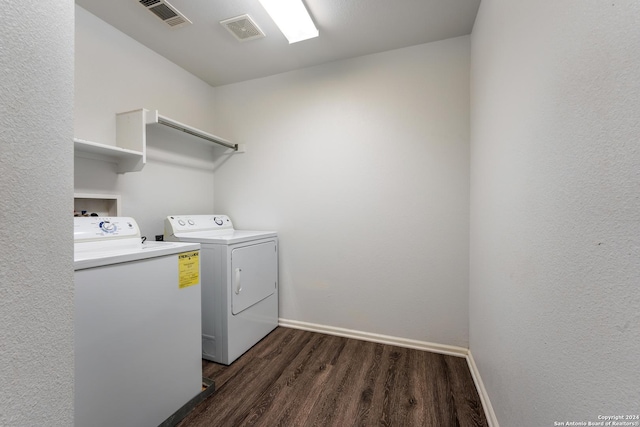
470, 0, 640, 424
74, 6, 224, 237
212, 37, 470, 347
0, 2, 74, 425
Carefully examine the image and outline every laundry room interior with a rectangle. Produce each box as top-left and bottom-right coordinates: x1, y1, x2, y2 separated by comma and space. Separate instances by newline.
74, 3, 471, 348
2, 1, 639, 426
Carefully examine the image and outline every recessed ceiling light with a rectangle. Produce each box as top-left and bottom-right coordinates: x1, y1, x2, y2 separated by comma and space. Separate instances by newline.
258, 0, 319, 44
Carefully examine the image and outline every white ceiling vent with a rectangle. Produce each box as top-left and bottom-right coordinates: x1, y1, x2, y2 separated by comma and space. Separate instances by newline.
138, 0, 192, 29
220, 14, 265, 42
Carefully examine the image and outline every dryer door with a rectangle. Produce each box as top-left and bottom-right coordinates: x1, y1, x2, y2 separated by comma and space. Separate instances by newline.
231, 240, 277, 315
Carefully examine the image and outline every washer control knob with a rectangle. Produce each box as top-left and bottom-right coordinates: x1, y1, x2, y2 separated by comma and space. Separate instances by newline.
178, 220, 186, 226
100, 221, 116, 233
188, 220, 195, 225
214, 217, 224, 226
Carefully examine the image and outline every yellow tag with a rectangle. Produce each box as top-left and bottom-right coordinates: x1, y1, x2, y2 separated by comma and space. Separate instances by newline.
178, 251, 200, 289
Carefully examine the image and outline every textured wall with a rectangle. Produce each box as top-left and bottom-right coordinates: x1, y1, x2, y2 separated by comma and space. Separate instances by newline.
470, 0, 640, 424
213, 37, 471, 347
0, 1, 75, 425
74, 6, 220, 237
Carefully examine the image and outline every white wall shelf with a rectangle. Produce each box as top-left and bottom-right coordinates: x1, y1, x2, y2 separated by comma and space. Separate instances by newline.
74, 138, 145, 173
118, 108, 242, 152
74, 108, 241, 174
151, 110, 238, 151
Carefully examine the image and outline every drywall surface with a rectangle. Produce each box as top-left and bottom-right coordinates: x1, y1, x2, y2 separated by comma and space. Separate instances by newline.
74, 6, 221, 237
0, 2, 74, 425
470, 0, 640, 424
213, 37, 471, 347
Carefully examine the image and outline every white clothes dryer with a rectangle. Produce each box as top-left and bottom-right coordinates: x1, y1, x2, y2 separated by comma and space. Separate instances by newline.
74, 217, 202, 427
165, 215, 278, 365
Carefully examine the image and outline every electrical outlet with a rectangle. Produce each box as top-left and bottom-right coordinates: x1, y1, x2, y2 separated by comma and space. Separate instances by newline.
155, 235, 164, 241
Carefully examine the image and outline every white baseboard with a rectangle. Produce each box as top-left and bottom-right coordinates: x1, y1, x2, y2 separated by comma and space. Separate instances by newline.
278, 318, 468, 357
466, 350, 499, 427
278, 318, 498, 427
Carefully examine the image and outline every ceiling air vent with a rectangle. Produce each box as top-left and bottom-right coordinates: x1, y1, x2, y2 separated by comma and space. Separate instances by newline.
220, 14, 265, 42
138, 0, 192, 29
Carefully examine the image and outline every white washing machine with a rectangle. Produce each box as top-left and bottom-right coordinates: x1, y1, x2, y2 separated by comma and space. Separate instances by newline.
74, 217, 202, 427
164, 215, 278, 365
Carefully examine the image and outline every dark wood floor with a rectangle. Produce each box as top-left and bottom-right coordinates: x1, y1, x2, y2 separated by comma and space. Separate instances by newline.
178, 327, 487, 427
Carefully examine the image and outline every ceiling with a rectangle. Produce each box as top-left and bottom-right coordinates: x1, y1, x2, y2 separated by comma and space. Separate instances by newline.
75, 0, 481, 87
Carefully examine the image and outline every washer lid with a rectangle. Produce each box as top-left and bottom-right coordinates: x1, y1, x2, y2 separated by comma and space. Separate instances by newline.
74, 241, 201, 270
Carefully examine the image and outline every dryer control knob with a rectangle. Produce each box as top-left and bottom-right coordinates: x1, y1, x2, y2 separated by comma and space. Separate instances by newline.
214, 217, 224, 226
178, 220, 186, 226
188, 220, 195, 225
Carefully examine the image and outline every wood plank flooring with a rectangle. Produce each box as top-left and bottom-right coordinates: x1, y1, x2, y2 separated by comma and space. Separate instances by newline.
178, 327, 487, 427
